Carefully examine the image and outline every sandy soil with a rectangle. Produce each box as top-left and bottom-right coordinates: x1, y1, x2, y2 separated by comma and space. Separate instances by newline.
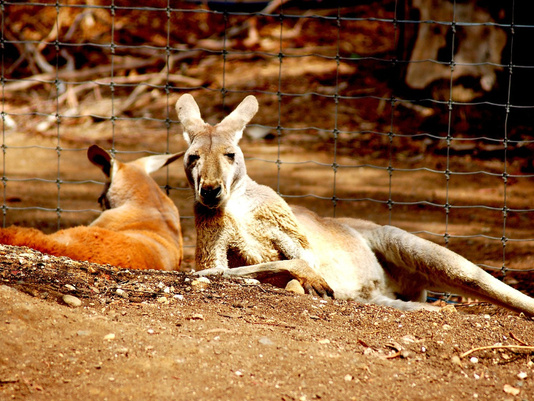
1, 245, 534, 401
2, 2, 534, 399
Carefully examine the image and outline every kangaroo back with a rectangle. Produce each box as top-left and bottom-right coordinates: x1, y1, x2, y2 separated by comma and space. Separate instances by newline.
0, 145, 185, 271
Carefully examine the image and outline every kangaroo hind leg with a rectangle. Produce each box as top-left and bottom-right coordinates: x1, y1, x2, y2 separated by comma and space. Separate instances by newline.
360, 224, 534, 316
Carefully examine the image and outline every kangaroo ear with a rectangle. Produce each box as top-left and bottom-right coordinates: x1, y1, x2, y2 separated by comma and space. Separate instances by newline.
134, 151, 185, 175
176, 94, 206, 145
87, 145, 112, 177
217, 95, 259, 143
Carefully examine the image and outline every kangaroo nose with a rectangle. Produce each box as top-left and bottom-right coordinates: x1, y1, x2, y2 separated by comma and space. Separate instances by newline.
200, 185, 222, 206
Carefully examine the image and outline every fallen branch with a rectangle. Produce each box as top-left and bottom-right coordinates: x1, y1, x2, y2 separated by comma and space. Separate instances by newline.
460, 344, 534, 358
510, 332, 528, 346
56, 72, 203, 110
3, 50, 201, 92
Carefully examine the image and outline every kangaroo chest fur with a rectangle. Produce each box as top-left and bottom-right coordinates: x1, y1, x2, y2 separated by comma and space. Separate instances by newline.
194, 180, 311, 270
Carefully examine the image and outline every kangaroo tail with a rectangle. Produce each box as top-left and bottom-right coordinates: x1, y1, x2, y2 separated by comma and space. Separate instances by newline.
0, 226, 65, 256
362, 225, 534, 316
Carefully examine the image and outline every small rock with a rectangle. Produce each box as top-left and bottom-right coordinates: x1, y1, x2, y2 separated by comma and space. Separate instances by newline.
285, 279, 305, 294
470, 357, 479, 364
442, 324, 452, 331
186, 314, 204, 321
503, 384, 520, 396
441, 304, 457, 313
116, 288, 128, 298
103, 333, 115, 341
401, 350, 413, 358
451, 355, 462, 367
64, 284, 76, 291
62, 294, 82, 308
195, 276, 211, 284
363, 347, 375, 356
191, 277, 210, 291
77, 330, 91, 336
157, 296, 169, 304
36, 117, 54, 132
318, 339, 331, 345
258, 336, 274, 346
174, 294, 184, 301
401, 335, 416, 344
517, 371, 528, 380
3, 114, 16, 130
344, 374, 353, 382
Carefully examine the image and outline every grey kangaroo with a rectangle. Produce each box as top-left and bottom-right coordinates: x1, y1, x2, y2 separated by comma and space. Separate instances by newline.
176, 93, 534, 315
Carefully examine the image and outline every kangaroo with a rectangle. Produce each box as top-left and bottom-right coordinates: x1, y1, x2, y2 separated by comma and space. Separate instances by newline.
175, 93, 534, 315
0, 145, 184, 271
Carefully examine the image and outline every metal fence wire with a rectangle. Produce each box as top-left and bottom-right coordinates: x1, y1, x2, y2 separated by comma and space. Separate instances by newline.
1, 0, 534, 289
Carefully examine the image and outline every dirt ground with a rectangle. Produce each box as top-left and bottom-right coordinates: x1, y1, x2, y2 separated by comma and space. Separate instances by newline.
2, 1, 534, 400
1, 245, 534, 401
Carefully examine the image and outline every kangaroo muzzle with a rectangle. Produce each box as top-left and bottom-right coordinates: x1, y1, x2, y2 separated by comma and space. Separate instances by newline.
198, 181, 225, 208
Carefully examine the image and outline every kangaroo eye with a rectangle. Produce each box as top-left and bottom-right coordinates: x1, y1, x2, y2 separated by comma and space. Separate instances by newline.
188, 154, 200, 165
225, 153, 235, 161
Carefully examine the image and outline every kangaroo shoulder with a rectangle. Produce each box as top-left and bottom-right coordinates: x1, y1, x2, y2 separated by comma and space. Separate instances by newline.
247, 182, 296, 222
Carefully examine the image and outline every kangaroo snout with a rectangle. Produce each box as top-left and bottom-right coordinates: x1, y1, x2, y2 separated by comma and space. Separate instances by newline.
199, 184, 223, 208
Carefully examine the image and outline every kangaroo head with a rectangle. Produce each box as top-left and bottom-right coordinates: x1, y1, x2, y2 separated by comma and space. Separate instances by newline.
176, 94, 258, 209
87, 145, 184, 210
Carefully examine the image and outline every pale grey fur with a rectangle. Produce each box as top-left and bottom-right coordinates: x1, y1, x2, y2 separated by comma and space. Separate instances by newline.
176, 94, 534, 315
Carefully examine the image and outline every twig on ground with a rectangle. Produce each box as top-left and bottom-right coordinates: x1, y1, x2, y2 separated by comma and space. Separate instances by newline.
3, 51, 201, 92
509, 332, 529, 346
55, 72, 202, 111
460, 344, 534, 358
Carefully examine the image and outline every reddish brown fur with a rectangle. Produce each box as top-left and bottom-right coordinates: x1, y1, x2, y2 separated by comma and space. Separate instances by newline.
0, 226, 171, 270
0, 145, 184, 271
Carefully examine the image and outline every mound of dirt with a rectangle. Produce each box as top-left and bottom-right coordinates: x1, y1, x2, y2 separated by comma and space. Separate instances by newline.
1, 244, 533, 400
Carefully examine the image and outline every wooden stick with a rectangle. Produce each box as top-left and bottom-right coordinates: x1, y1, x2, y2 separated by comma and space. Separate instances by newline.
56, 72, 203, 108
460, 344, 534, 358
509, 331, 529, 346
3, 51, 201, 92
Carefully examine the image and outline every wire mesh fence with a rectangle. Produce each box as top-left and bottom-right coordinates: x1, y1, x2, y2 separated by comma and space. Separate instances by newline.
1, 0, 534, 290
